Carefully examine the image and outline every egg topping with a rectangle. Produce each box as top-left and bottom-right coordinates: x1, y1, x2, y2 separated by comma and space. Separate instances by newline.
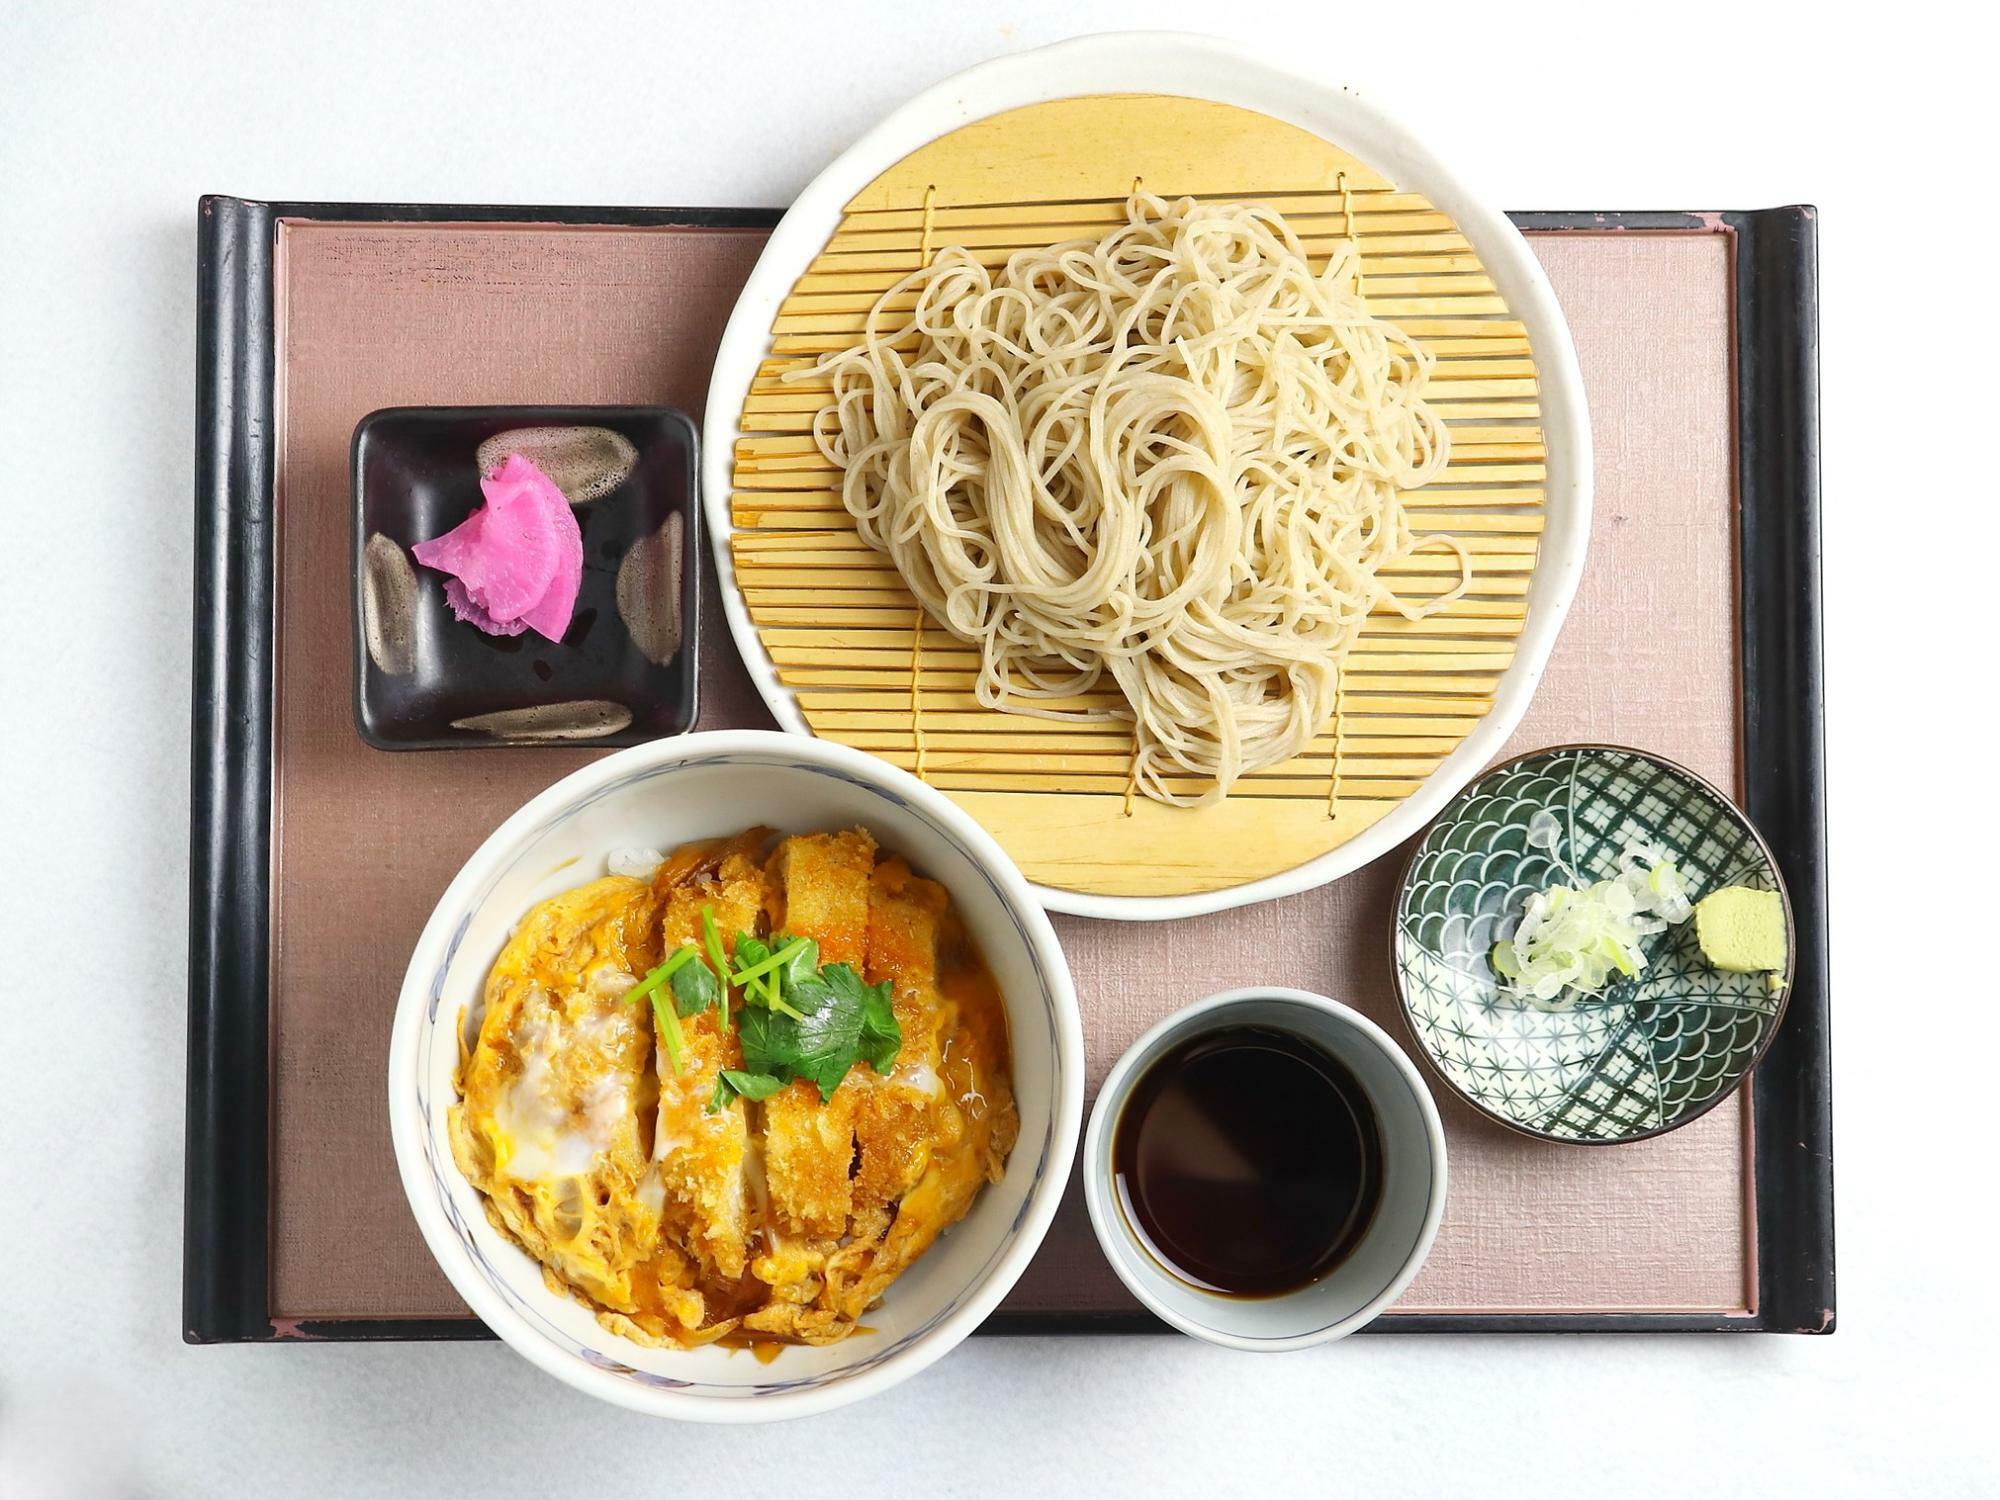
449, 829, 1016, 1349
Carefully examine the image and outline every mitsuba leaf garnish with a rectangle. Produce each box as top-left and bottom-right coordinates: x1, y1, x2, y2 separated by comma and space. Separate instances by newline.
736, 1003, 787, 1078
773, 936, 819, 990
856, 976, 901, 1075
641, 919, 901, 1099
707, 1068, 785, 1114
670, 952, 721, 1019
741, 962, 903, 1103
723, 1069, 785, 1100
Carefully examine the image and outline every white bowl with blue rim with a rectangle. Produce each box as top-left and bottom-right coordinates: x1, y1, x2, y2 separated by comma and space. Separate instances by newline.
386, 729, 1084, 1421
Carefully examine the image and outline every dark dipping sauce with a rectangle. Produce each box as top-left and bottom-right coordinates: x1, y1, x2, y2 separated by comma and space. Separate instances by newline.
1112, 1025, 1383, 1298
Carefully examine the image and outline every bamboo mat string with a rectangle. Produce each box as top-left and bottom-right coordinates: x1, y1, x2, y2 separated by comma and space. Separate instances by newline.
1118, 213, 1142, 810
1122, 177, 1149, 816
1339, 170, 1362, 292
1122, 723, 1140, 818
909, 182, 938, 781
1325, 691, 1344, 819
909, 606, 927, 781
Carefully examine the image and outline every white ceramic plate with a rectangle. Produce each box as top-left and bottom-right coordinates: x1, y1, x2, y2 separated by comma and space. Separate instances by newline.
701, 31, 1592, 921
387, 731, 1084, 1421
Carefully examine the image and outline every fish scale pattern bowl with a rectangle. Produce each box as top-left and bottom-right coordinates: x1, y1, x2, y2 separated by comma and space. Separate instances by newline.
1392, 746, 1794, 1144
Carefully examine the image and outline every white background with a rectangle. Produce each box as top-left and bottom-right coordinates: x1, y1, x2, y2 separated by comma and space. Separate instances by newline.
0, 1, 1989, 1494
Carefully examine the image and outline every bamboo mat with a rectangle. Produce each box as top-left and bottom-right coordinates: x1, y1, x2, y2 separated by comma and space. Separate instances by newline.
727, 96, 1548, 899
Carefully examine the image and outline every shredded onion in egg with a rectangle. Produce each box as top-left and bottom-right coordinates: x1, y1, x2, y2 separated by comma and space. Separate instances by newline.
607, 846, 665, 879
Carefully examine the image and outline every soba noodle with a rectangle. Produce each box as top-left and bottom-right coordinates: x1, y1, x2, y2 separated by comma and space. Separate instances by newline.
796, 192, 1468, 806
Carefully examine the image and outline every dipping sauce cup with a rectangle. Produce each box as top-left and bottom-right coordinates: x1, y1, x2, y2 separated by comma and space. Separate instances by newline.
1083, 987, 1447, 1349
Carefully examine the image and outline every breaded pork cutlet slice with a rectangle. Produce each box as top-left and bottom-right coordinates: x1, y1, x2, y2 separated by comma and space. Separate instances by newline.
827, 857, 1017, 1322
850, 858, 954, 1224
771, 828, 875, 964
759, 829, 878, 1247
650, 839, 777, 1286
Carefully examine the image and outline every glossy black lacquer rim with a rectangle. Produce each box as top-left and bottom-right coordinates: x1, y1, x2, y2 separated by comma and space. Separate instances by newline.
1385, 742, 1797, 1149
186, 201, 1829, 1342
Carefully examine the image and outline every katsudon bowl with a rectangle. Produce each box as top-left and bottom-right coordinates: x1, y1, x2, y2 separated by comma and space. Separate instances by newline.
387, 730, 1084, 1421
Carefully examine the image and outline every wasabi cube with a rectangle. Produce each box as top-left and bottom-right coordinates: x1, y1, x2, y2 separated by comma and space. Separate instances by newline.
1693, 887, 1786, 973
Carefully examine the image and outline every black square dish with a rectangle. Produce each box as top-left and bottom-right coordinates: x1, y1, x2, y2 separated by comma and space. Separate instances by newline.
352, 406, 699, 749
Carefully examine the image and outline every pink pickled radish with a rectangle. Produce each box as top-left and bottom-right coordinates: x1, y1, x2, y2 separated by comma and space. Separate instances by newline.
441, 576, 528, 636
410, 453, 583, 642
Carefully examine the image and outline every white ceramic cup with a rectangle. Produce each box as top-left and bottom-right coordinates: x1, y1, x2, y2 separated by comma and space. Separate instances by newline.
1082, 987, 1447, 1349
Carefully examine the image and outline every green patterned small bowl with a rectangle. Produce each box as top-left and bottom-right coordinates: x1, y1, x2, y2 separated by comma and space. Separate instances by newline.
1392, 745, 1794, 1145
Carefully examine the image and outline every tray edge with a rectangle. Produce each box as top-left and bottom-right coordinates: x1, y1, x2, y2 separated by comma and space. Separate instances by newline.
181, 200, 1832, 1342
186, 194, 279, 1343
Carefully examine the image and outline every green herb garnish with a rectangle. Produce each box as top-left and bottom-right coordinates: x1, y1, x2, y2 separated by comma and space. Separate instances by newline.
764, 963, 805, 1021
729, 934, 810, 991
645, 918, 899, 1107
773, 935, 819, 995
650, 989, 687, 1074
670, 954, 721, 1018
739, 961, 901, 1102
853, 977, 901, 1075
623, 948, 700, 1074
732, 932, 770, 1006
620, 946, 698, 1009
731, 932, 812, 1019
706, 1068, 786, 1113
700, 905, 732, 1031
736, 1003, 786, 1079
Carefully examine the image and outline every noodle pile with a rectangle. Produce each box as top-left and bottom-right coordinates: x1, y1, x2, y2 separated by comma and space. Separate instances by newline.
798, 192, 1466, 806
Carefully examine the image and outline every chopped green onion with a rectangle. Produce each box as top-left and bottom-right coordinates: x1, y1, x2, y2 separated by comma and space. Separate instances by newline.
621, 945, 699, 1008
1489, 836, 1697, 1007
700, 905, 732, 1031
